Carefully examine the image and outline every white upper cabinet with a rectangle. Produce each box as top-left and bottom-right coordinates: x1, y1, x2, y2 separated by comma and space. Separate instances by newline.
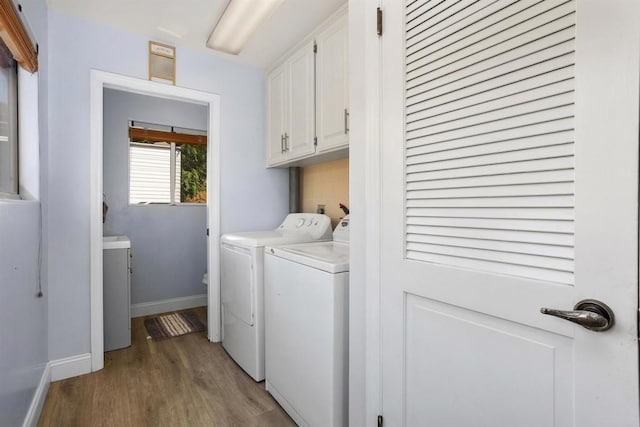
286, 42, 316, 160
265, 6, 348, 167
266, 63, 288, 165
316, 13, 349, 152
266, 42, 315, 166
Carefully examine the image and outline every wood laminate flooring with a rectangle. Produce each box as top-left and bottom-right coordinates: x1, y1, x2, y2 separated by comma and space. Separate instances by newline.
38, 307, 295, 427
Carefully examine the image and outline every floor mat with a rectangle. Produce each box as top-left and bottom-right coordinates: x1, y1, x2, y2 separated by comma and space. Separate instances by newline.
144, 311, 205, 340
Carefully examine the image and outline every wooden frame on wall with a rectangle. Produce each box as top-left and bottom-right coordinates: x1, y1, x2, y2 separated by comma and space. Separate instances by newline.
148, 41, 176, 85
0, 0, 37, 72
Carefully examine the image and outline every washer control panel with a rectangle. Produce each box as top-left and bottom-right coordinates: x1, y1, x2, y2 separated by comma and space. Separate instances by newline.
278, 213, 332, 240
333, 215, 350, 243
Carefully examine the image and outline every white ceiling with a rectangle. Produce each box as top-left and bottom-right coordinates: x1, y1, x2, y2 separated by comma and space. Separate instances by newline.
46, 0, 347, 68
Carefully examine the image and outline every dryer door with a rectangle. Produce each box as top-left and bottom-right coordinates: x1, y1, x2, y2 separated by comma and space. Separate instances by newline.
220, 243, 255, 326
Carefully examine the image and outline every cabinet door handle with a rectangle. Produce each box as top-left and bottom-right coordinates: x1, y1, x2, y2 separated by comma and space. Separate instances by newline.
281, 134, 285, 153
344, 109, 350, 134
284, 132, 289, 152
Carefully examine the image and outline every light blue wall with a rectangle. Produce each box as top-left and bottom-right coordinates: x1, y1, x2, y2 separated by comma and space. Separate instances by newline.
0, 0, 49, 425
47, 10, 289, 360
103, 89, 208, 303
0, 202, 47, 425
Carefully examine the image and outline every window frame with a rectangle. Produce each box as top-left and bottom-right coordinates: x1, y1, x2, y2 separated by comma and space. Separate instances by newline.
0, 0, 37, 73
0, 0, 38, 199
0, 49, 18, 197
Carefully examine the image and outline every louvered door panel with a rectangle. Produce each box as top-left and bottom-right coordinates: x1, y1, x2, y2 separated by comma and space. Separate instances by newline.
404, 0, 575, 284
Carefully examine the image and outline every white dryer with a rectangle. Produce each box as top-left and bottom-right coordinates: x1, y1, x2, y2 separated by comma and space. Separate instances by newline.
264, 216, 350, 427
220, 213, 332, 381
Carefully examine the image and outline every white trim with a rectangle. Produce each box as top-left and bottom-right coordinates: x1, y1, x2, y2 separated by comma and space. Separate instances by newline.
349, 0, 382, 425
90, 70, 222, 375
130, 294, 208, 318
0, 192, 21, 200
17, 67, 40, 201
22, 363, 50, 427
50, 353, 92, 382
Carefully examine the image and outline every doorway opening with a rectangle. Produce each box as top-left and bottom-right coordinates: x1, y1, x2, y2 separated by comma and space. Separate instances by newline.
89, 70, 221, 372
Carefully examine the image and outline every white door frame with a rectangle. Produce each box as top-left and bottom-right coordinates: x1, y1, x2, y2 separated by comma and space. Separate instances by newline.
348, 0, 382, 424
89, 70, 221, 371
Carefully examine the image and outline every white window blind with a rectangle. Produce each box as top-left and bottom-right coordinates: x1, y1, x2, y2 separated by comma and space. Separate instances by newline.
404, 0, 576, 284
129, 143, 181, 204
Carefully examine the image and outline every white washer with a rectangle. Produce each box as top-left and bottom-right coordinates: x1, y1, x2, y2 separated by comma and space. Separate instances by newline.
220, 213, 332, 382
264, 216, 350, 427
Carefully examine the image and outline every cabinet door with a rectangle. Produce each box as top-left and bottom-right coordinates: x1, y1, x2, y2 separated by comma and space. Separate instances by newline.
286, 41, 316, 160
103, 248, 131, 351
266, 63, 288, 166
316, 14, 348, 152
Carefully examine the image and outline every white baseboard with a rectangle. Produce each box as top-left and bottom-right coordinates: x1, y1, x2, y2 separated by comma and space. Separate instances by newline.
22, 363, 51, 427
50, 353, 92, 382
131, 294, 207, 318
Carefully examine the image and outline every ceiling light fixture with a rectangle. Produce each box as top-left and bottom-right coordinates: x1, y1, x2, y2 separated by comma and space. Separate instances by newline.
206, 0, 284, 55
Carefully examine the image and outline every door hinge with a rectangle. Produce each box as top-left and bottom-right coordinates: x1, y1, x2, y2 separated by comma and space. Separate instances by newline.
314, 136, 318, 146
378, 415, 383, 427
376, 7, 383, 36
206, 228, 209, 236
313, 42, 317, 53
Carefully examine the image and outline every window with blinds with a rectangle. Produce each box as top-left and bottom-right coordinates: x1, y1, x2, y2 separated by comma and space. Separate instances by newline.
128, 121, 207, 204
129, 143, 181, 204
404, 0, 576, 284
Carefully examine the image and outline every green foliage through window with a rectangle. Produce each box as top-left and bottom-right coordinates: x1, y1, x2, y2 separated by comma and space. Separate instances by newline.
180, 144, 207, 203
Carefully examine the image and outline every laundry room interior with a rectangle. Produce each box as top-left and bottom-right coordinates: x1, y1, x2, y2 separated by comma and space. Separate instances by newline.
39, 1, 354, 425
101, 87, 349, 341
7, 0, 640, 425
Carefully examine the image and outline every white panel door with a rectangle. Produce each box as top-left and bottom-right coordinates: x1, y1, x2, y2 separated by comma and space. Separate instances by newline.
287, 41, 316, 161
379, 0, 639, 425
266, 63, 288, 166
316, 13, 349, 152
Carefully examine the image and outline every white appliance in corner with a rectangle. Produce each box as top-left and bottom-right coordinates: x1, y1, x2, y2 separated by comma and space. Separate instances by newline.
220, 213, 332, 381
264, 216, 350, 427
